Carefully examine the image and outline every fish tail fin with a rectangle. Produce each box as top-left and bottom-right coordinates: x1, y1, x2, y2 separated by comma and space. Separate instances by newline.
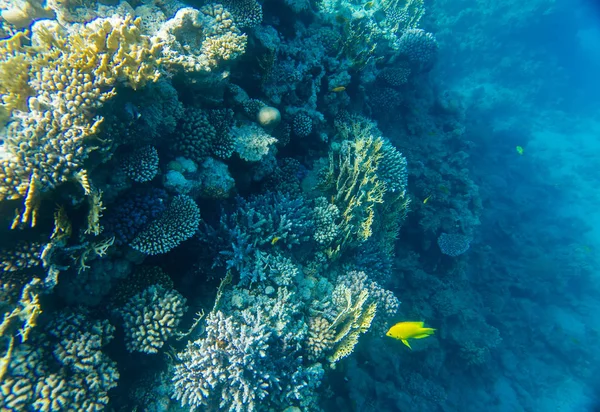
401, 339, 412, 350
412, 328, 436, 339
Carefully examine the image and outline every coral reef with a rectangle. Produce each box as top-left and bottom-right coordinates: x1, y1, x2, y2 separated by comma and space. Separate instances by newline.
0, 310, 118, 411
118, 284, 187, 354
0, 0, 495, 409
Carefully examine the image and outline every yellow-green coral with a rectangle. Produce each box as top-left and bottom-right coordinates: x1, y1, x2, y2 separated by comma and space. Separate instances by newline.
0, 15, 164, 208
0, 7, 246, 212
319, 117, 387, 250
0, 31, 32, 125
327, 287, 377, 364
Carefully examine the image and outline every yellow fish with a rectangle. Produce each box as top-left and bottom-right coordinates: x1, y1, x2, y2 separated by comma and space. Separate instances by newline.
423, 195, 431, 204
331, 86, 346, 92
516, 146, 524, 155
271, 237, 280, 245
386, 321, 436, 349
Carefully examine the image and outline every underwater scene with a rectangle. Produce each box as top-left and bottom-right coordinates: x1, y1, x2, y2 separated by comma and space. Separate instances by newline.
0, 0, 599, 410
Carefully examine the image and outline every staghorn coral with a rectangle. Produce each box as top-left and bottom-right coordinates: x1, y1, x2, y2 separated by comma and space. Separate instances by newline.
130, 194, 201, 255
119, 284, 187, 354
211, 192, 314, 277
173, 279, 323, 411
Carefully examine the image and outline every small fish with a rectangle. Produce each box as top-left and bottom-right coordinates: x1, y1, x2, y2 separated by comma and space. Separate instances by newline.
271, 237, 280, 245
423, 195, 431, 204
363, 1, 374, 9
386, 321, 436, 349
516, 146, 524, 155
335, 14, 347, 24
124, 102, 141, 120
331, 86, 346, 92
438, 185, 449, 194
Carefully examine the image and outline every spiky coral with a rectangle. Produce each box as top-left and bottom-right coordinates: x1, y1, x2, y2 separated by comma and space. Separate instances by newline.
319, 118, 386, 249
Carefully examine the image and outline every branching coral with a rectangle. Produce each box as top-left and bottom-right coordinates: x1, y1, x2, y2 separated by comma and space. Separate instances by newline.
0, 310, 119, 411
319, 118, 386, 249
119, 284, 187, 354
0, 14, 163, 218
172, 309, 275, 411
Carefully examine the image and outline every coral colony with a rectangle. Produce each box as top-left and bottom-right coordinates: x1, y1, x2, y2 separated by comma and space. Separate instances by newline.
0, 0, 480, 410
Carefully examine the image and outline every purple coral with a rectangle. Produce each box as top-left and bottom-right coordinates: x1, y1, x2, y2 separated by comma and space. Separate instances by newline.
437, 233, 471, 257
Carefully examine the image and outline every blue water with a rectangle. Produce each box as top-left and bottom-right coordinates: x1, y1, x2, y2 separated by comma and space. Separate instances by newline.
361, 0, 600, 410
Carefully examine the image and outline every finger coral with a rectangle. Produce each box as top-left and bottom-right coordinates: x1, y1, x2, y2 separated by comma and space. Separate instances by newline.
119, 284, 187, 354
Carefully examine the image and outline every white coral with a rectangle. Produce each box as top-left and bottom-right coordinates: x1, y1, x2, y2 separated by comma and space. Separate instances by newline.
233, 123, 278, 162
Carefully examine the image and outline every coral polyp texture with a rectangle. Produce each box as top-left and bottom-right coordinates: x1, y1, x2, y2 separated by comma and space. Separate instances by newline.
437, 233, 472, 256
118, 284, 187, 353
0, 0, 489, 409
130, 194, 201, 255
